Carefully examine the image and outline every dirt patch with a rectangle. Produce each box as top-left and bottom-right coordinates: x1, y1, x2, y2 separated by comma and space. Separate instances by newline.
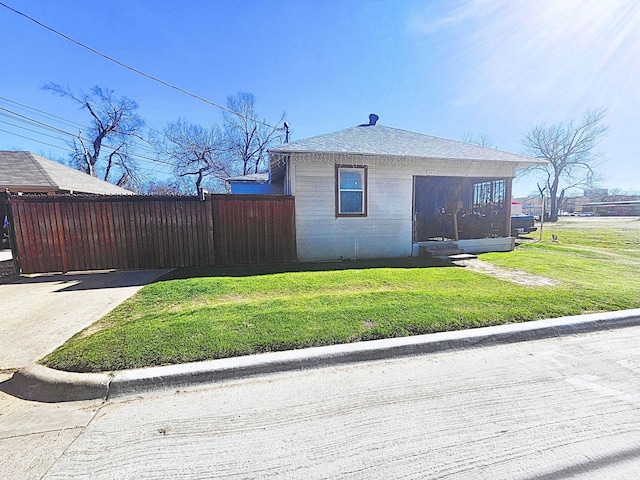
453, 258, 561, 287
363, 320, 376, 330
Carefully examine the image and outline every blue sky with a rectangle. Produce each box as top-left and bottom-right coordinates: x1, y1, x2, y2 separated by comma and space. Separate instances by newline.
1, 0, 638, 196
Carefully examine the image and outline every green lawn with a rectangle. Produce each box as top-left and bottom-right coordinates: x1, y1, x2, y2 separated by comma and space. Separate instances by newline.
43, 219, 640, 372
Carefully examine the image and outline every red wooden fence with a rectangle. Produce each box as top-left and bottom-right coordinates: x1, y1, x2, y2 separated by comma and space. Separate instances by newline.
211, 195, 297, 266
8, 193, 296, 274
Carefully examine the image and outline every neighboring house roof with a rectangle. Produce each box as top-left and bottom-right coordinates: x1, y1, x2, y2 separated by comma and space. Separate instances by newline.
0, 151, 134, 195
269, 123, 544, 167
226, 173, 270, 184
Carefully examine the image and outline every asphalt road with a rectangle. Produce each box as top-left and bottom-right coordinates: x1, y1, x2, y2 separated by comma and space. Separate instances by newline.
4, 325, 639, 480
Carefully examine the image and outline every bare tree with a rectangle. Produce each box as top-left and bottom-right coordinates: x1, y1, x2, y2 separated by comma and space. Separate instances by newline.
462, 132, 493, 147
44, 84, 145, 190
523, 108, 608, 221
223, 92, 286, 175
142, 178, 192, 195
159, 120, 232, 193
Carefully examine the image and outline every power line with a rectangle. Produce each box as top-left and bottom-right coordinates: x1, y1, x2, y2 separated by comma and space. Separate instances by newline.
0, 104, 175, 166
0, 130, 174, 180
0, 95, 85, 130
0, 128, 172, 176
0, 97, 161, 157
0, 95, 164, 153
0, 127, 72, 152
0, 106, 72, 137
0, 118, 72, 141
0, 110, 83, 145
0, 1, 279, 129
0, 117, 166, 167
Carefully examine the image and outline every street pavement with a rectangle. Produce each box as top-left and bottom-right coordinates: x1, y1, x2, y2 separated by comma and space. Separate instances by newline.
2, 325, 639, 479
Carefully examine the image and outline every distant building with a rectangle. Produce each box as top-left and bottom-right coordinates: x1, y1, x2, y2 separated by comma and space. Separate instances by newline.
514, 188, 640, 217
584, 195, 640, 216
583, 188, 608, 198
562, 195, 592, 214
515, 196, 546, 217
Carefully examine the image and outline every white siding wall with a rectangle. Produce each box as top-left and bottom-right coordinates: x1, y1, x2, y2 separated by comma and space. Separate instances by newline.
289, 154, 516, 262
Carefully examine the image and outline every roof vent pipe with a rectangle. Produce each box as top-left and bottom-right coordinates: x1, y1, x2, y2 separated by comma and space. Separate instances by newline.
369, 113, 379, 125
283, 122, 290, 143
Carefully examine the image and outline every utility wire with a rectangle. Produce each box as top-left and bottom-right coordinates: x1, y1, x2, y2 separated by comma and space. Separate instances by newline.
0, 95, 85, 130
0, 1, 279, 129
0, 105, 158, 161
0, 116, 163, 164
0, 106, 72, 137
0, 128, 172, 176
0, 106, 175, 166
0, 128, 72, 152
0, 118, 73, 141
0, 97, 162, 156
0, 114, 161, 164
0, 95, 164, 153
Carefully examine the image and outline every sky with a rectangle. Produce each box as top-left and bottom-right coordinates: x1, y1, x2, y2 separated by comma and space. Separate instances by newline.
1, 0, 638, 197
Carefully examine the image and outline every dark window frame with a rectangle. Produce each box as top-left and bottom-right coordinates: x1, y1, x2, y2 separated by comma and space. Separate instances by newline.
335, 164, 368, 217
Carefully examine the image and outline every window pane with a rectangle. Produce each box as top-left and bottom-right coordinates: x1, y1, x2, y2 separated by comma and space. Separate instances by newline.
340, 170, 363, 190
340, 191, 363, 213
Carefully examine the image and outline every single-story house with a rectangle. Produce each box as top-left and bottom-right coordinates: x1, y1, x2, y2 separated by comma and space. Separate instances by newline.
268, 115, 545, 262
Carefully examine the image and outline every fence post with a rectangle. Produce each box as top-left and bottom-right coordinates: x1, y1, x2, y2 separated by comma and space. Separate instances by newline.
5, 190, 21, 274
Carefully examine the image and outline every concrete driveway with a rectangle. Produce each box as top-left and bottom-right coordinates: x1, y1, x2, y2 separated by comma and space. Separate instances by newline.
0, 266, 171, 370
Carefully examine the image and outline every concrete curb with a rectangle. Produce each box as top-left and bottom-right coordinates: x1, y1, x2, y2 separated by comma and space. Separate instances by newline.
5, 309, 640, 403
3, 364, 111, 403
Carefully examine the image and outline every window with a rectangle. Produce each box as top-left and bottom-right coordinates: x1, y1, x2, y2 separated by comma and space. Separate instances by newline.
472, 179, 506, 212
471, 179, 507, 237
336, 165, 367, 216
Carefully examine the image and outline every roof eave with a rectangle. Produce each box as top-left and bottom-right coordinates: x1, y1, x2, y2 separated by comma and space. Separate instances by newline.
270, 149, 544, 165
3, 186, 56, 193
515, 159, 549, 168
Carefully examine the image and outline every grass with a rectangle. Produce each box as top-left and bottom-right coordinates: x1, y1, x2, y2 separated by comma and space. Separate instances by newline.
43, 220, 640, 372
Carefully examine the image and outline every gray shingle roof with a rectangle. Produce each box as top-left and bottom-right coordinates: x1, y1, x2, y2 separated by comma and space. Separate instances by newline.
0, 151, 134, 195
269, 124, 544, 166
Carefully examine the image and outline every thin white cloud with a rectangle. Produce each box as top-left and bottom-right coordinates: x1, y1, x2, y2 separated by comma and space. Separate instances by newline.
412, 0, 640, 115
409, 0, 640, 194
450, 0, 640, 112
408, 0, 499, 35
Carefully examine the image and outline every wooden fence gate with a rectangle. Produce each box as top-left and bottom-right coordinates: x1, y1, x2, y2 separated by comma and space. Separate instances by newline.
8, 193, 296, 274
